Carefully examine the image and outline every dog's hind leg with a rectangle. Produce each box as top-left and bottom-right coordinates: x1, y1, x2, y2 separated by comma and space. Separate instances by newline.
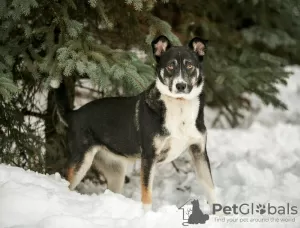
106, 161, 127, 193
189, 144, 217, 206
92, 146, 128, 193
67, 147, 98, 190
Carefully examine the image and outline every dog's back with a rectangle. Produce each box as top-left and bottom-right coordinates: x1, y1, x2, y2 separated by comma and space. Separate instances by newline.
67, 95, 140, 159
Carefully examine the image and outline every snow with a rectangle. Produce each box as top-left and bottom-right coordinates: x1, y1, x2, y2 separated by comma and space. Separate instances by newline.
0, 166, 180, 228
1, 66, 300, 227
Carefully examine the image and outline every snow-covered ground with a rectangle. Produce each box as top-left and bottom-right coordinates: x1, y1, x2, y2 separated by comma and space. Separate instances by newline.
1, 67, 300, 228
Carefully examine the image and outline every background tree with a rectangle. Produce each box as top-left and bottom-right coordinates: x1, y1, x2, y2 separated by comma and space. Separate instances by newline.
0, 0, 299, 174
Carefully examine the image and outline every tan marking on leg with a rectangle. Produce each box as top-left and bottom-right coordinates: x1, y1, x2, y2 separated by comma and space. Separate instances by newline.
141, 169, 152, 205
67, 166, 75, 189
141, 184, 152, 205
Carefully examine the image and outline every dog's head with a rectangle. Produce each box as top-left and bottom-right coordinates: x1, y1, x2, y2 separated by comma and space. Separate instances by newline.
152, 35, 207, 100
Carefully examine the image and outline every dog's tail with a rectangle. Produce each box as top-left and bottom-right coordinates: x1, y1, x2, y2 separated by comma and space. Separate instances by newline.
55, 79, 73, 127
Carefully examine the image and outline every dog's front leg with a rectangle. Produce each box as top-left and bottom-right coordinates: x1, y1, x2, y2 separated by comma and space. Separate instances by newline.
140, 156, 156, 212
189, 144, 217, 207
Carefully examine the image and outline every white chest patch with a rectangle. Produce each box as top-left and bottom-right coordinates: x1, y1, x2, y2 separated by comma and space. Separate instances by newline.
154, 95, 205, 163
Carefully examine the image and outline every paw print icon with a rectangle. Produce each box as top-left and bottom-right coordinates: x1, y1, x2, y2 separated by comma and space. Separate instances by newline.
256, 204, 266, 214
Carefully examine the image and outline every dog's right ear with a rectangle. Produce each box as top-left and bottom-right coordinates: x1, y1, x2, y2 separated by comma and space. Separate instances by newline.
151, 35, 172, 62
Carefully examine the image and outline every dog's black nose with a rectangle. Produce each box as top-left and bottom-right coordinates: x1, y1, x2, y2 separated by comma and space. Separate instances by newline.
176, 83, 187, 92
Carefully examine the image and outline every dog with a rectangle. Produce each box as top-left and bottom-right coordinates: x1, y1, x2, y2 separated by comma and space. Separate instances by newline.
64, 35, 217, 211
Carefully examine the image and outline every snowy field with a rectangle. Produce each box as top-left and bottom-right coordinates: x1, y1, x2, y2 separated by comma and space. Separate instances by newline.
1, 67, 300, 227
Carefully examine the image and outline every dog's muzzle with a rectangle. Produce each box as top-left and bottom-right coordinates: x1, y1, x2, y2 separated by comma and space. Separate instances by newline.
174, 82, 192, 94
176, 82, 186, 92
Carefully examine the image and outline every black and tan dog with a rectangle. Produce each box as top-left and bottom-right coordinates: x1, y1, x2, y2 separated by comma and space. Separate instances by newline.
65, 35, 216, 211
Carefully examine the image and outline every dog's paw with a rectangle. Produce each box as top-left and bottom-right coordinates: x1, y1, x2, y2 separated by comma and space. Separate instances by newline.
143, 204, 152, 213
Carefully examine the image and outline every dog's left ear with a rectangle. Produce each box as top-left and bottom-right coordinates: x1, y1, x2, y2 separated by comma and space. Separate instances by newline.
188, 37, 208, 61
151, 35, 172, 62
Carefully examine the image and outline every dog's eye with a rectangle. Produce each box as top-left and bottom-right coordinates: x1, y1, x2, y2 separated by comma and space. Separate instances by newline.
167, 64, 174, 70
186, 64, 193, 69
